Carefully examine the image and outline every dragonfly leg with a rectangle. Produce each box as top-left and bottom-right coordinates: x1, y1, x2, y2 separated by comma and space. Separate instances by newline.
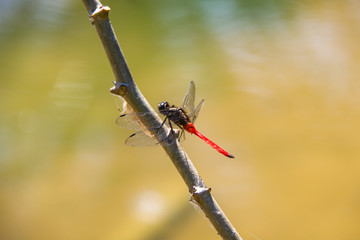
167, 119, 183, 137
156, 116, 177, 145
178, 128, 185, 141
167, 118, 174, 134
171, 122, 185, 141
160, 116, 168, 128
154, 116, 169, 136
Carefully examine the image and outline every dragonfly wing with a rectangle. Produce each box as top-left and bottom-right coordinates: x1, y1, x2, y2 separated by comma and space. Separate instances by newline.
125, 129, 179, 147
189, 99, 204, 123
116, 112, 154, 131
125, 130, 159, 147
181, 81, 195, 114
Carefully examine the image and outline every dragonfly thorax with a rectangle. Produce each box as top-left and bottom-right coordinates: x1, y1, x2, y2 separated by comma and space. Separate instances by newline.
158, 101, 191, 127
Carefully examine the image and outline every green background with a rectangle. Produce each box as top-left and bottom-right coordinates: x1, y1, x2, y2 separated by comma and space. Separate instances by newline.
1, 0, 359, 239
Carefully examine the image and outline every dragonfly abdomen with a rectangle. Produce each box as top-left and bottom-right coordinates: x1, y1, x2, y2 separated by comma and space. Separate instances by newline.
185, 123, 234, 158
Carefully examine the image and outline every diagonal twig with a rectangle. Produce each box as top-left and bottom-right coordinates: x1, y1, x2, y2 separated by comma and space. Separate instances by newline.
81, 1, 242, 239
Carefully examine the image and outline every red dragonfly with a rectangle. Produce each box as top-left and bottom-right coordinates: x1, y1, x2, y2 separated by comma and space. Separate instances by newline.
116, 81, 234, 158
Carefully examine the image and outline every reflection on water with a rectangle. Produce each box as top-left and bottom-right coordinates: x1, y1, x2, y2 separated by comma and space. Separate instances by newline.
51, 61, 93, 113
132, 190, 165, 223
0, 0, 72, 38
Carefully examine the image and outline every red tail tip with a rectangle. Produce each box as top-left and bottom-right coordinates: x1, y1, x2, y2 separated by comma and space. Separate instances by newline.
228, 154, 235, 158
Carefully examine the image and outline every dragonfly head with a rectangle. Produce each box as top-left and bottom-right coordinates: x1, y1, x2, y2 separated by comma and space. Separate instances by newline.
158, 101, 170, 115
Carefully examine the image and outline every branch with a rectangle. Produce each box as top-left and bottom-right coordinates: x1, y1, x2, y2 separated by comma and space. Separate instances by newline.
81, 1, 242, 239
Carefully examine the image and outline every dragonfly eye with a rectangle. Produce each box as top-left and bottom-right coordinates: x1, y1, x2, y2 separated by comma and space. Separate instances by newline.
158, 101, 170, 113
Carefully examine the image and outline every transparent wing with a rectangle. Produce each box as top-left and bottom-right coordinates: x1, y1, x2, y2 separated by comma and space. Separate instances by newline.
114, 94, 163, 131
115, 112, 153, 131
125, 129, 181, 147
117, 112, 185, 147
189, 99, 204, 123
125, 130, 160, 147
113, 94, 126, 113
116, 112, 182, 130
181, 81, 195, 114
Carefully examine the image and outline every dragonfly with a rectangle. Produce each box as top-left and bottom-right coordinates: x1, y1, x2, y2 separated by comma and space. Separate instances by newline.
116, 81, 235, 158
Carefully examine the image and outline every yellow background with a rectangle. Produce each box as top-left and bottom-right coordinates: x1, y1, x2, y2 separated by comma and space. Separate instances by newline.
0, 1, 359, 239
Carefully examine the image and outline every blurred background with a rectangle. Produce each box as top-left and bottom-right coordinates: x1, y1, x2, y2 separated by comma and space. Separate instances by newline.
1, 0, 360, 239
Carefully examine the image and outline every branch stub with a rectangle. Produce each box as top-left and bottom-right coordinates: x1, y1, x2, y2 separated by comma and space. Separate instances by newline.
110, 82, 128, 96
89, 5, 111, 24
